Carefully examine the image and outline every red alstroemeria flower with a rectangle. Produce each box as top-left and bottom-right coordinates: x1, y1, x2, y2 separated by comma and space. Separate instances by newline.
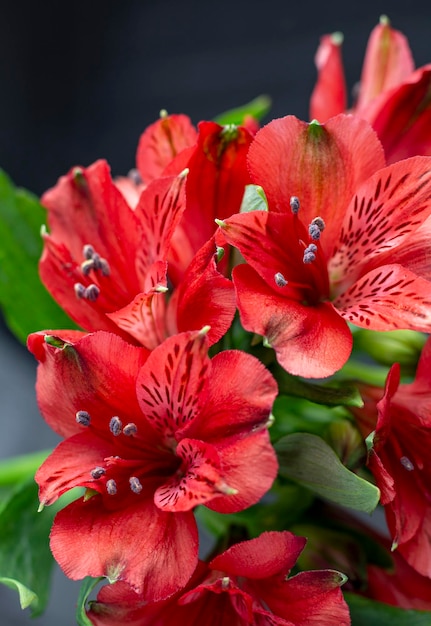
117, 116, 254, 284
168, 120, 254, 283
350, 337, 431, 578
29, 328, 278, 599
115, 112, 198, 204
310, 17, 431, 164
366, 542, 431, 611
87, 531, 350, 626
217, 113, 431, 378
40, 160, 236, 348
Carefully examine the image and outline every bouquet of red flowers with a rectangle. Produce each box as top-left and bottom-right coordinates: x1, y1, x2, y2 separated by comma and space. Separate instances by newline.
1, 16, 431, 625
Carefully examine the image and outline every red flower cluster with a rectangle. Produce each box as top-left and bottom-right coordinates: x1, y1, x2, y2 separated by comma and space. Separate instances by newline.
27, 16, 431, 624
350, 337, 431, 579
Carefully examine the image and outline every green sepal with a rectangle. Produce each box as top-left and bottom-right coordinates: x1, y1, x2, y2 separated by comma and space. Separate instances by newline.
345, 593, 431, 625
240, 184, 268, 213
213, 95, 272, 125
76, 577, 105, 626
275, 433, 380, 513
0, 169, 78, 343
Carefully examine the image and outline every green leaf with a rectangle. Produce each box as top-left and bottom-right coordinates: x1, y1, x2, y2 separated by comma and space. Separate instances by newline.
346, 593, 431, 625
0, 450, 50, 487
0, 169, 77, 343
275, 433, 380, 513
0, 478, 57, 617
76, 576, 105, 626
213, 95, 272, 125
240, 184, 268, 213
0, 577, 38, 610
274, 364, 364, 407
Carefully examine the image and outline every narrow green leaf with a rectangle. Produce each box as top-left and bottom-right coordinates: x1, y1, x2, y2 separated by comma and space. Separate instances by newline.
0, 478, 56, 617
76, 576, 105, 626
274, 364, 364, 407
213, 95, 272, 125
0, 169, 77, 343
275, 433, 380, 513
346, 593, 431, 625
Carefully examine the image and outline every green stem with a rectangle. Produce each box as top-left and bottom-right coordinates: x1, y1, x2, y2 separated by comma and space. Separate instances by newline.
0, 450, 50, 486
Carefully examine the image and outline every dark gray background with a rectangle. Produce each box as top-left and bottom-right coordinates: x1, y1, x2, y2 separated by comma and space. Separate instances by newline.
1, 1, 430, 623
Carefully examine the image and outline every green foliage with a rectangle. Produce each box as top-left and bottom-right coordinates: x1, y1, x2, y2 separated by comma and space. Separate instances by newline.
0, 478, 56, 617
76, 577, 105, 626
213, 95, 272, 125
346, 594, 431, 625
274, 364, 364, 407
0, 170, 77, 343
275, 433, 380, 513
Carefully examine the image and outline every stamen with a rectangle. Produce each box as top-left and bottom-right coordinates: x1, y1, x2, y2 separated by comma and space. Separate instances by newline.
129, 476, 143, 494
74, 282, 86, 299
290, 196, 300, 214
106, 479, 117, 495
81, 246, 111, 278
84, 284, 100, 301
308, 216, 326, 240
400, 456, 414, 471
311, 216, 325, 231
90, 467, 106, 479
274, 272, 288, 288
109, 416, 123, 436
83, 244, 95, 260
98, 258, 111, 277
92, 253, 102, 270
303, 243, 317, 264
123, 423, 138, 436
309, 224, 321, 240
81, 259, 95, 275
128, 168, 142, 185
76, 410, 91, 426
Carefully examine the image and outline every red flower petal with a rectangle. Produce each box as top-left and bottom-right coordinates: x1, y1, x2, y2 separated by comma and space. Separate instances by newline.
29, 330, 149, 438
36, 432, 115, 506
136, 330, 210, 439
255, 570, 350, 626
233, 264, 352, 378
247, 114, 385, 256
41, 160, 142, 301
207, 429, 278, 514
310, 33, 347, 122
107, 262, 168, 349
133, 173, 187, 286
169, 237, 236, 346
329, 157, 431, 286
186, 349, 277, 443
180, 121, 253, 262
355, 19, 414, 114
136, 113, 197, 183
50, 496, 198, 599
210, 531, 306, 579
335, 265, 431, 332
154, 438, 229, 512
369, 66, 431, 163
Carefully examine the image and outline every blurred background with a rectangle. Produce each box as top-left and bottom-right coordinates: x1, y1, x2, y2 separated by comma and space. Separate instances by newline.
1, 0, 430, 623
